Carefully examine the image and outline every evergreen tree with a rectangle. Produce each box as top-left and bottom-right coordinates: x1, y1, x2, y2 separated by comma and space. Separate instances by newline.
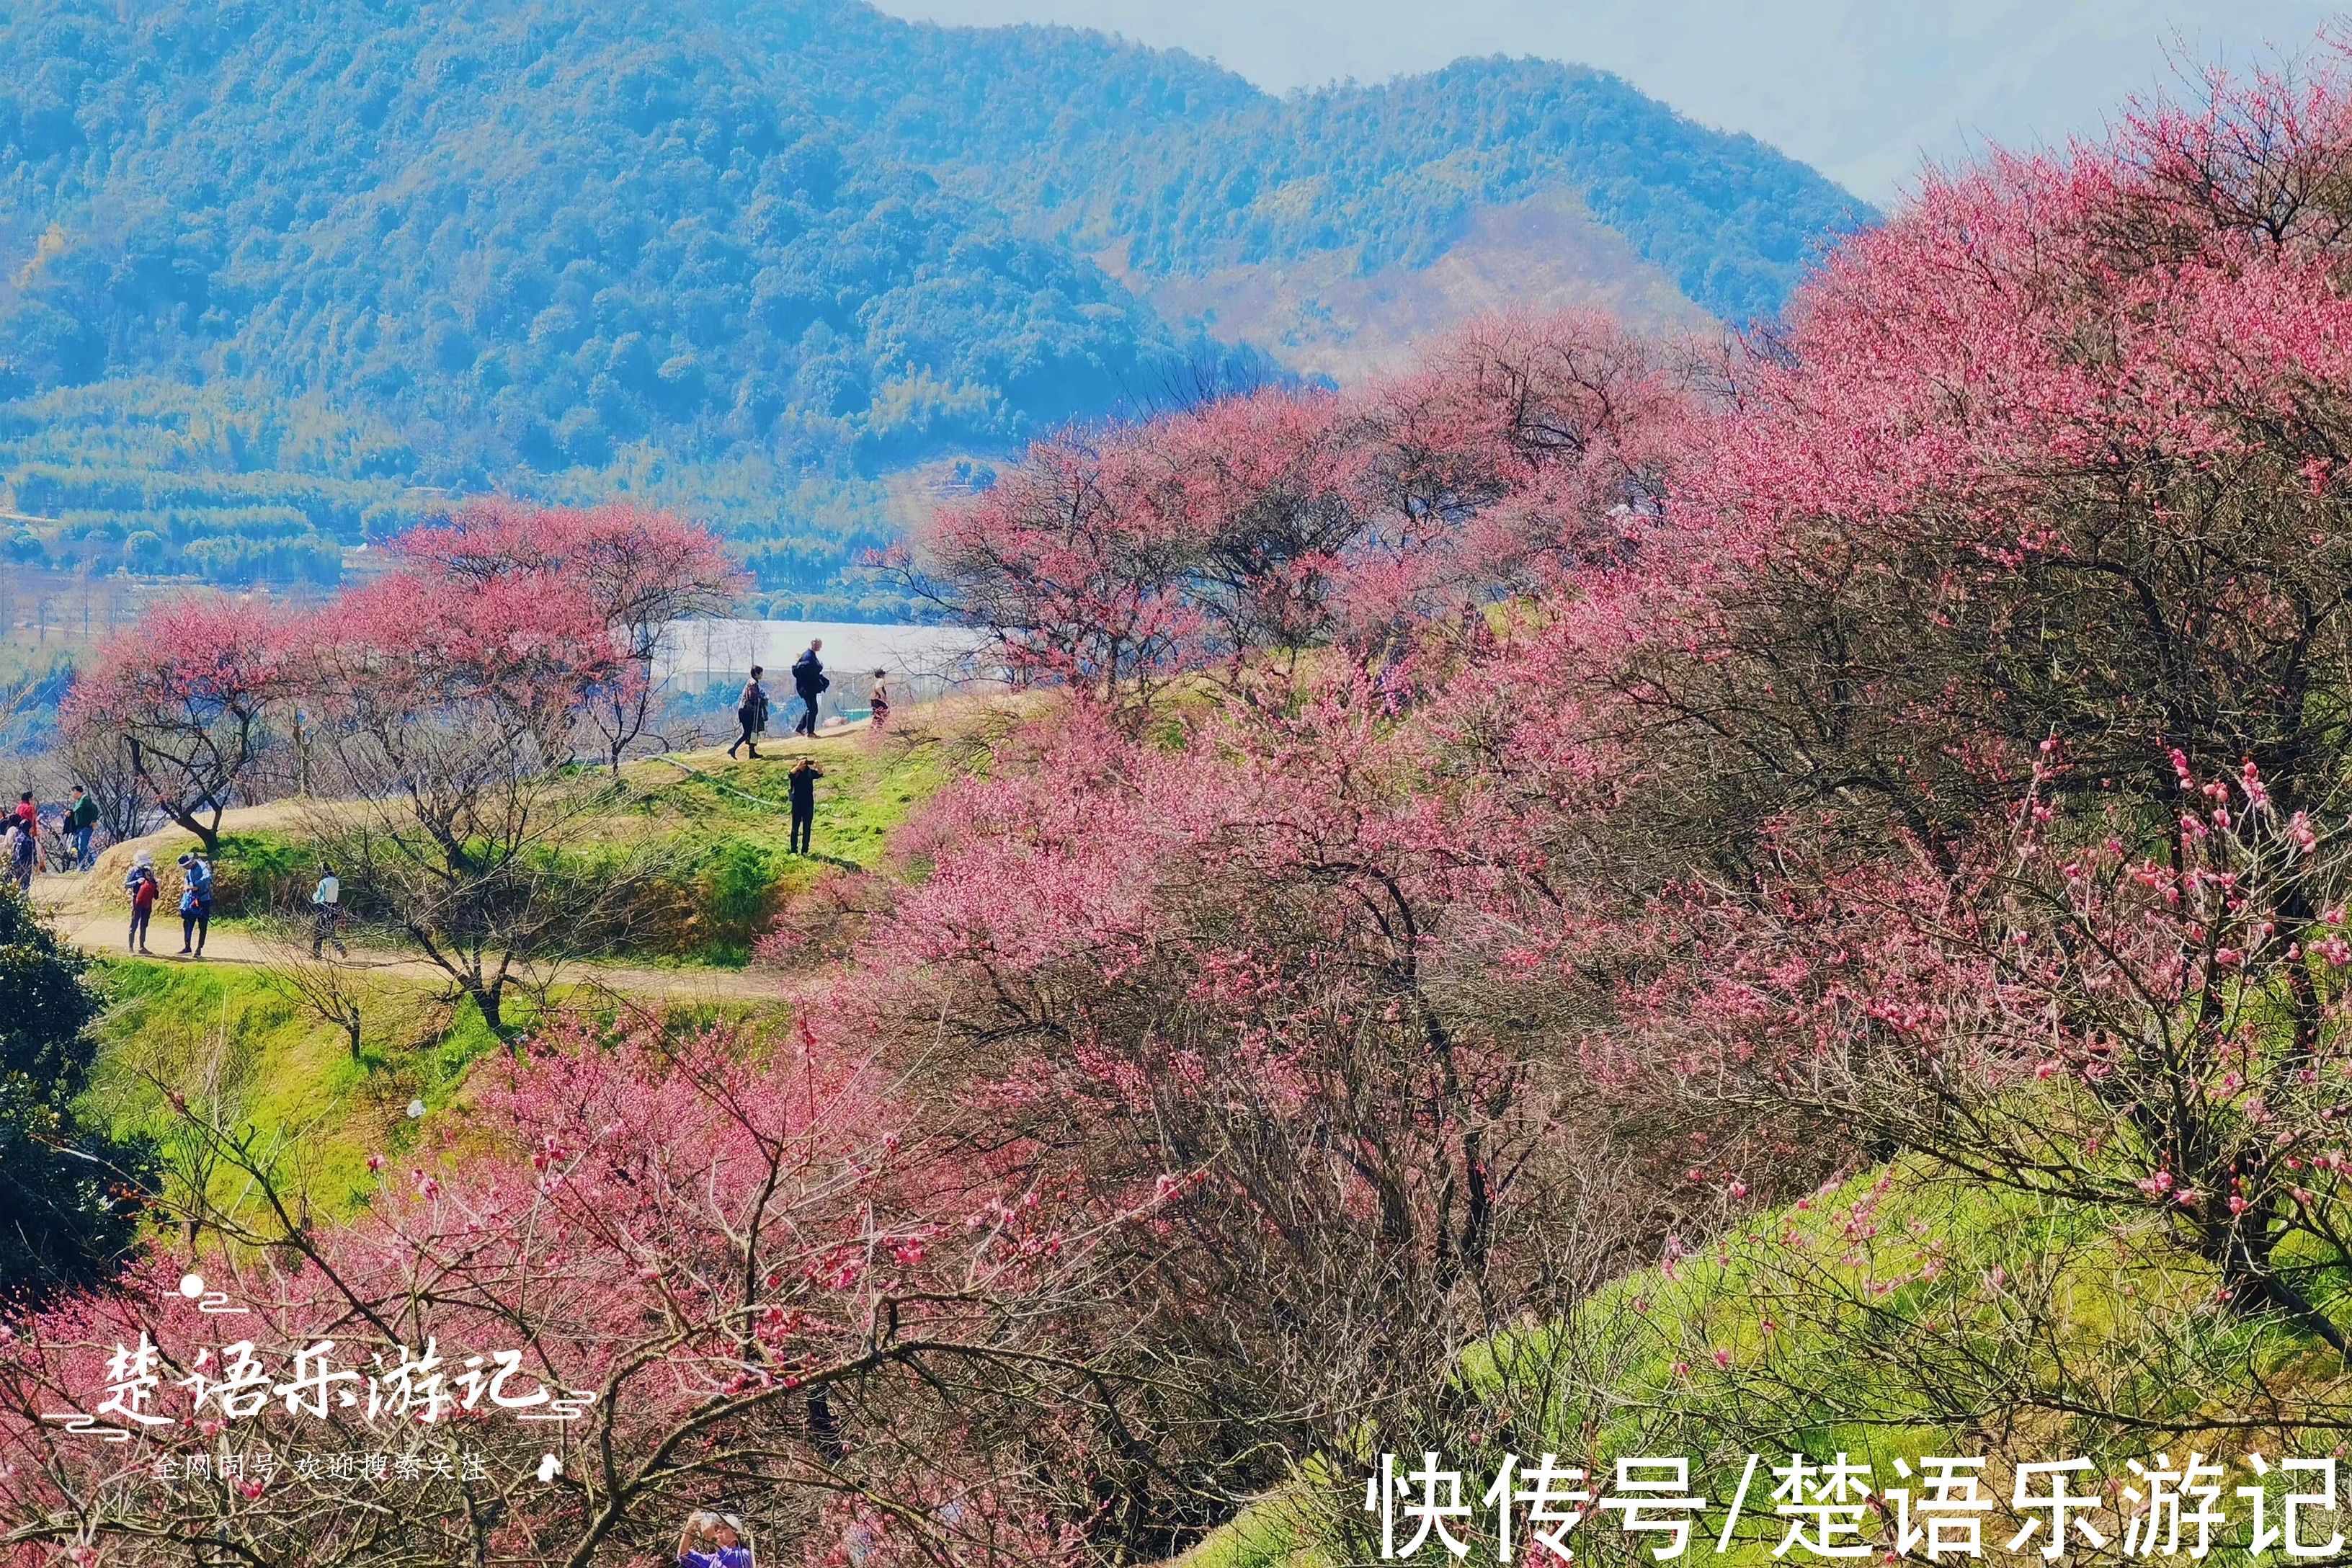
0, 893, 146, 1306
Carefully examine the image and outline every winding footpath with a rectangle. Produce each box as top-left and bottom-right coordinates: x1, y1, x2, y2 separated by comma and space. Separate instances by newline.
29, 804, 797, 1006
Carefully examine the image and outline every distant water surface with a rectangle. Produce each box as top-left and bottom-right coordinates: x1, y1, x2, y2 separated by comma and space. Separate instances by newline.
659, 620, 998, 695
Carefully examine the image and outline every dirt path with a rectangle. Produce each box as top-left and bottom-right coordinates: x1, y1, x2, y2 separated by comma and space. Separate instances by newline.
30, 780, 798, 1004
43, 901, 796, 1003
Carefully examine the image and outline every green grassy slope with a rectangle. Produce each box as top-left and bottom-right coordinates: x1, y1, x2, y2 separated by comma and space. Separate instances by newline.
80, 959, 501, 1219
72, 713, 982, 1224
591, 730, 953, 963
1179, 1159, 2352, 1567
189, 724, 963, 966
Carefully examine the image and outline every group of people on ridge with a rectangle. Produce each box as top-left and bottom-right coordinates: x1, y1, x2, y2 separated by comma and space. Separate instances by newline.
2, 785, 104, 891
0, 777, 347, 964
726, 638, 893, 757
0, 783, 224, 959
725, 639, 892, 858
37, 642, 894, 960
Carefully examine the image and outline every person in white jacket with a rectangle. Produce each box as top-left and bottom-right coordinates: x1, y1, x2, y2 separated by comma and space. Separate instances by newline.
311, 861, 347, 957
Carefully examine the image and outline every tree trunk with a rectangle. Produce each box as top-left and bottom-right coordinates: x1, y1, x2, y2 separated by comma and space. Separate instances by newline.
474, 980, 504, 1035
2218, 1219, 2348, 1354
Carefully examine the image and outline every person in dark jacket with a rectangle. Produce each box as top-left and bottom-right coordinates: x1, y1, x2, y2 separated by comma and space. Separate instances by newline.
787, 758, 823, 855
727, 666, 768, 759
65, 785, 99, 870
790, 639, 827, 738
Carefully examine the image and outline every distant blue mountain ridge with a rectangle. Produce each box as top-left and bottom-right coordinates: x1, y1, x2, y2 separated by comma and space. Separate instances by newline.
754, 5, 1874, 322
0, 0, 1869, 600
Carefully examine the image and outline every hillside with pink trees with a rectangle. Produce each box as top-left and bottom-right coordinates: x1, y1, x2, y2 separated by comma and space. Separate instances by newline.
16, 46, 2352, 1568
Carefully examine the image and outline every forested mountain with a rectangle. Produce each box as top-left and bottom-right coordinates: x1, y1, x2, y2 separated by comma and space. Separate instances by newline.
0, 0, 1868, 600
763, 10, 1863, 323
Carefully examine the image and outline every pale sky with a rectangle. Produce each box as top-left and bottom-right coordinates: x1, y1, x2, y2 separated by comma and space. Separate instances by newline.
872, 0, 2342, 200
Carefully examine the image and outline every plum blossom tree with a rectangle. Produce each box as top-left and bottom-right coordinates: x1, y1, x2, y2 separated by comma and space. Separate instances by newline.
393, 502, 744, 772
903, 436, 1211, 711
60, 599, 295, 858
296, 569, 639, 1033
1633, 58, 2352, 878
904, 315, 1702, 719
801, 650, 1808, 1554
1499, 50, 2352, 1354
1376, 311, 1700, 595
1672, 748, 2352, 1350
0, 1014, 1137, 1566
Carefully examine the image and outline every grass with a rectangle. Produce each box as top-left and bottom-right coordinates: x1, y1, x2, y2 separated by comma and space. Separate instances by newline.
208, 827, 315, 914
68, 719, 980, 1220
592, 728, 951, 962
80, 958, 498, 1218
1175, 1158, 2352, 1568
1167, 1491, 1322, 1568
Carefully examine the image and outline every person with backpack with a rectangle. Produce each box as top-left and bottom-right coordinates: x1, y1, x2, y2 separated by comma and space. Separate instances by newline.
11, 793, 37, 877
124, 850, 159, 954
727, 665, 769, 760
176, 850, 213, 958
4, 820, 30, 893
311, 860, 347, 958
791, 638, 827, 739
64, 785, 99, 871
787, 757, 823, 855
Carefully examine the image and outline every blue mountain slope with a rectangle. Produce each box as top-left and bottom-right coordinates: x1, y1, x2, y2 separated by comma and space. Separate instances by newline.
0, 0, 1865, 595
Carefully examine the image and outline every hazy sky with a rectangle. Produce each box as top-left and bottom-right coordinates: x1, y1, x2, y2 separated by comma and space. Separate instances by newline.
872, 0, 2340, 200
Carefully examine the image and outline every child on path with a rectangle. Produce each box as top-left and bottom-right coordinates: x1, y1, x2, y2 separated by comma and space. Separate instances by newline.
868, 669, 890, 729
124, 851, 158, 954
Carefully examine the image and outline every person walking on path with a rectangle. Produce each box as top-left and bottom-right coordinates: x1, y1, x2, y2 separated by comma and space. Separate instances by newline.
791, 638, 827, 738
176, 850, 213, 958
311, 860, 347, 957
787, 757, 823, 855
124, 850, 158, 954
867, 669, 891, 729
5, 819, 31, 893
727, 665, 769, 759
64, 785, 99, 871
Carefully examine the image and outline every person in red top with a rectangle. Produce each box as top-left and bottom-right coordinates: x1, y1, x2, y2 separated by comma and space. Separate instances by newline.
11, 793, 35, 881
124, 851, 159, 954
